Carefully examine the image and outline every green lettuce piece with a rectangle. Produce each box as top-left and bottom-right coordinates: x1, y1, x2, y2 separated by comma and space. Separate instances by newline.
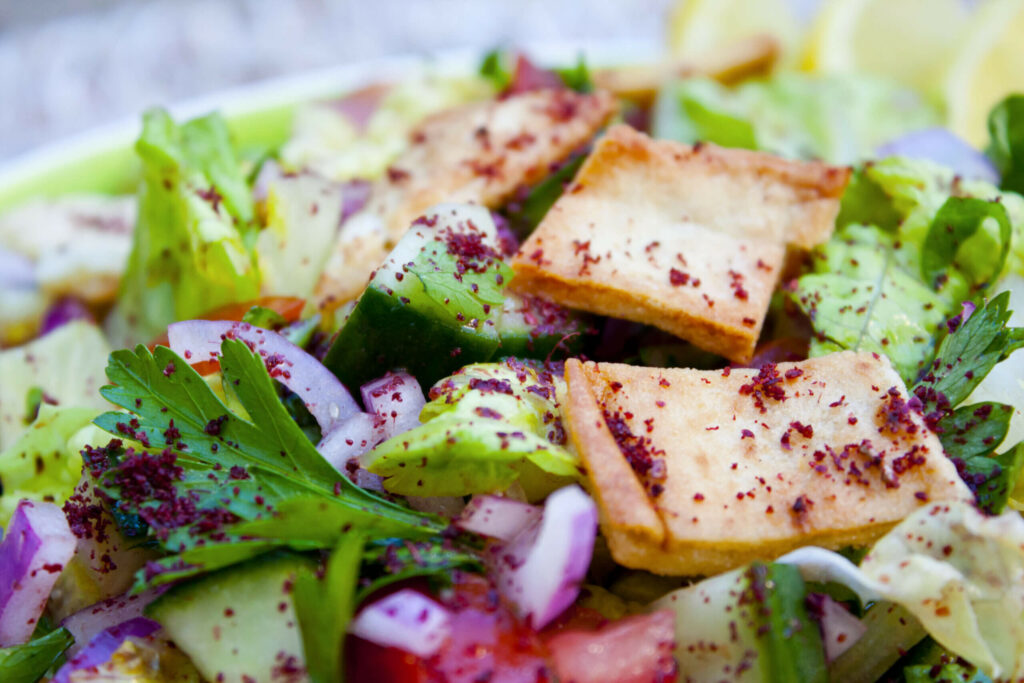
905, 662, 991, 683
363, 360, 578, 498
115, 108, 260, 344
0, 405, 96, 526
791, 223, 948, 380
651, 562, 827, 683
0, 627, 72, 683
0, 320, 112, 450
775, 502, 1024, 680
652, 74, 939, 163
792, 157, 1024, 382
987, 94, 1024, 196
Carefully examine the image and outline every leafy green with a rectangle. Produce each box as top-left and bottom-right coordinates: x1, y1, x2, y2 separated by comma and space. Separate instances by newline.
748, 562, 828, 683
357, 539, 482, 603
479, 50, 512, 91
364, 360, 578, 497
90, 339, 441, 585
0, 320, 111, 450
791, 223, 949, 381
555, 56, 594, 93
921, 197, 1012, 291
115, 108, 260, 344
938, 402, 1013, 461
241, 305, 287, 329
294, 533, 364, 683
503, 155, 586, 234
987, 94, 1024, 195
792, 158, 1024, 383
0, 405, 96, 526
0, 628, 73, 683
913, 292, 1024, 411
652, 74, 939, 163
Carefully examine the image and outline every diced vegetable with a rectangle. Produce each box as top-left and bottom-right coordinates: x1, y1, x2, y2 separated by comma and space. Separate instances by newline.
876, 128, 999, 183
360, 372, 425, 440
323, 203, 510, 390
61, 588, 165, 657
456, 495, 541, 541
489, 485, 598, 629
349, 588, 452, 657
52, 616, 162, 683
545, 610, 677, 683
0, 501, 77, 646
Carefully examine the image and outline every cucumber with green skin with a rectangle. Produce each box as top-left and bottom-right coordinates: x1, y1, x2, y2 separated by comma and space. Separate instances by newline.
146, 552, 314, 683
496, 292, 590, 361
324, 204, 509, 391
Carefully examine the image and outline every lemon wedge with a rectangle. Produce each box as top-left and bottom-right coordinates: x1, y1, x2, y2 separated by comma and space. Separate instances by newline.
801, 0, 967, 93
667, 0, 803, 64
940, 0, 1024, 148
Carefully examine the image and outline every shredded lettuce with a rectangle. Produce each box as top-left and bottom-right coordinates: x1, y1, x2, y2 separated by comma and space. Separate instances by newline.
113, 109, 260, 345
0, 405, 96, 527
363, 360, 578, 499
652, 74, 939, 164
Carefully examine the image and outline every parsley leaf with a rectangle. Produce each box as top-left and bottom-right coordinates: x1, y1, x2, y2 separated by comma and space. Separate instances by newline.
0, 628, 73, 683
91, 339, 442, 580
358, 539, 482, 603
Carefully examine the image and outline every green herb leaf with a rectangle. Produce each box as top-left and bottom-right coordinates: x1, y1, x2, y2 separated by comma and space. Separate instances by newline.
295, 533, 364, 683
504, 155, 586, 234
912, 292, 1024, 412
937, 402, 1013, 461
555, 56, 594, 93
747, 562, 828, 683
479, 50, 512, 91
905, 663, 992, 683
987, 94, 1024, 195
358, 539, 483, 604
956, 441, 1024, 514
241, 305, 287, 329
0, 628, 73, 683
921, 197, 1012, 290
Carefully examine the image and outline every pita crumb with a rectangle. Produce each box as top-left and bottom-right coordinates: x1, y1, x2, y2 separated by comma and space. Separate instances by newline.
511, 125, 850, 363
314, 88, 617, 311
564, 352, 972, 576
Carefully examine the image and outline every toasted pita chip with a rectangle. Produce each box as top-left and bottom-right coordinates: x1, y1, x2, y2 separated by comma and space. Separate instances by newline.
564, 353, 972, 576
512, 126, 849, 362
314, 88, 617, 310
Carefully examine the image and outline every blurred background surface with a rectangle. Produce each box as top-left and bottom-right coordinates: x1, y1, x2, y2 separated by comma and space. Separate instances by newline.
0, 0, 676, 160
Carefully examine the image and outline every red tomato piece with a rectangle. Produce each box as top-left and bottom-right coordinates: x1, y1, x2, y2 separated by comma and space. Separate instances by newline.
545, 609, 678, 683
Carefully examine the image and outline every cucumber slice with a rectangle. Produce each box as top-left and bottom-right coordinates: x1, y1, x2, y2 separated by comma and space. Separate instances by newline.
146, 553, 314, 683
497, 292, 589, 360
324, 203, 510, 390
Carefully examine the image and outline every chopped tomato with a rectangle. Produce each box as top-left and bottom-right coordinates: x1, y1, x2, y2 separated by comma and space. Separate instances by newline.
346, 575, 552, 683
148, 296, 306, 374
544, 610, 678, 683
505, 55, 565, 95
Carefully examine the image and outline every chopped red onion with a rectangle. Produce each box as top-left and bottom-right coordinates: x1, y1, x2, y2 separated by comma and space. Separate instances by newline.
0, 501, 77, 646
340, 179, 372, 224
490, 485, 598, 629
61, 588, 165, 656
457, 495, 541, 542
810, 593, 867, 663
317, 412, 386, 471
40, 297, 93, 335
167, 320, 359, 433
52, 616, 161, 683
349, 588, 451, 657
252, 159, 286, 202
360, 372, 425, 440
876, 128, 1000, 184
328, 83, 391, 132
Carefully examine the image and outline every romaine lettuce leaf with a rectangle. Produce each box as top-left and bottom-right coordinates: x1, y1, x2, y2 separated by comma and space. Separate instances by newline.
792, 157, 1024, 383
363, 360, 578, 499
652, 74, 939, 163
0, 405, 96, 526
113, 109, 260, 344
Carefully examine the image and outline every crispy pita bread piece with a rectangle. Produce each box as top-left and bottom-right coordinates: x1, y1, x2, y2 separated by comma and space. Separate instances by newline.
314, 88, 617, 310
565, 353, 971, 576
511, 126, 849, 363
